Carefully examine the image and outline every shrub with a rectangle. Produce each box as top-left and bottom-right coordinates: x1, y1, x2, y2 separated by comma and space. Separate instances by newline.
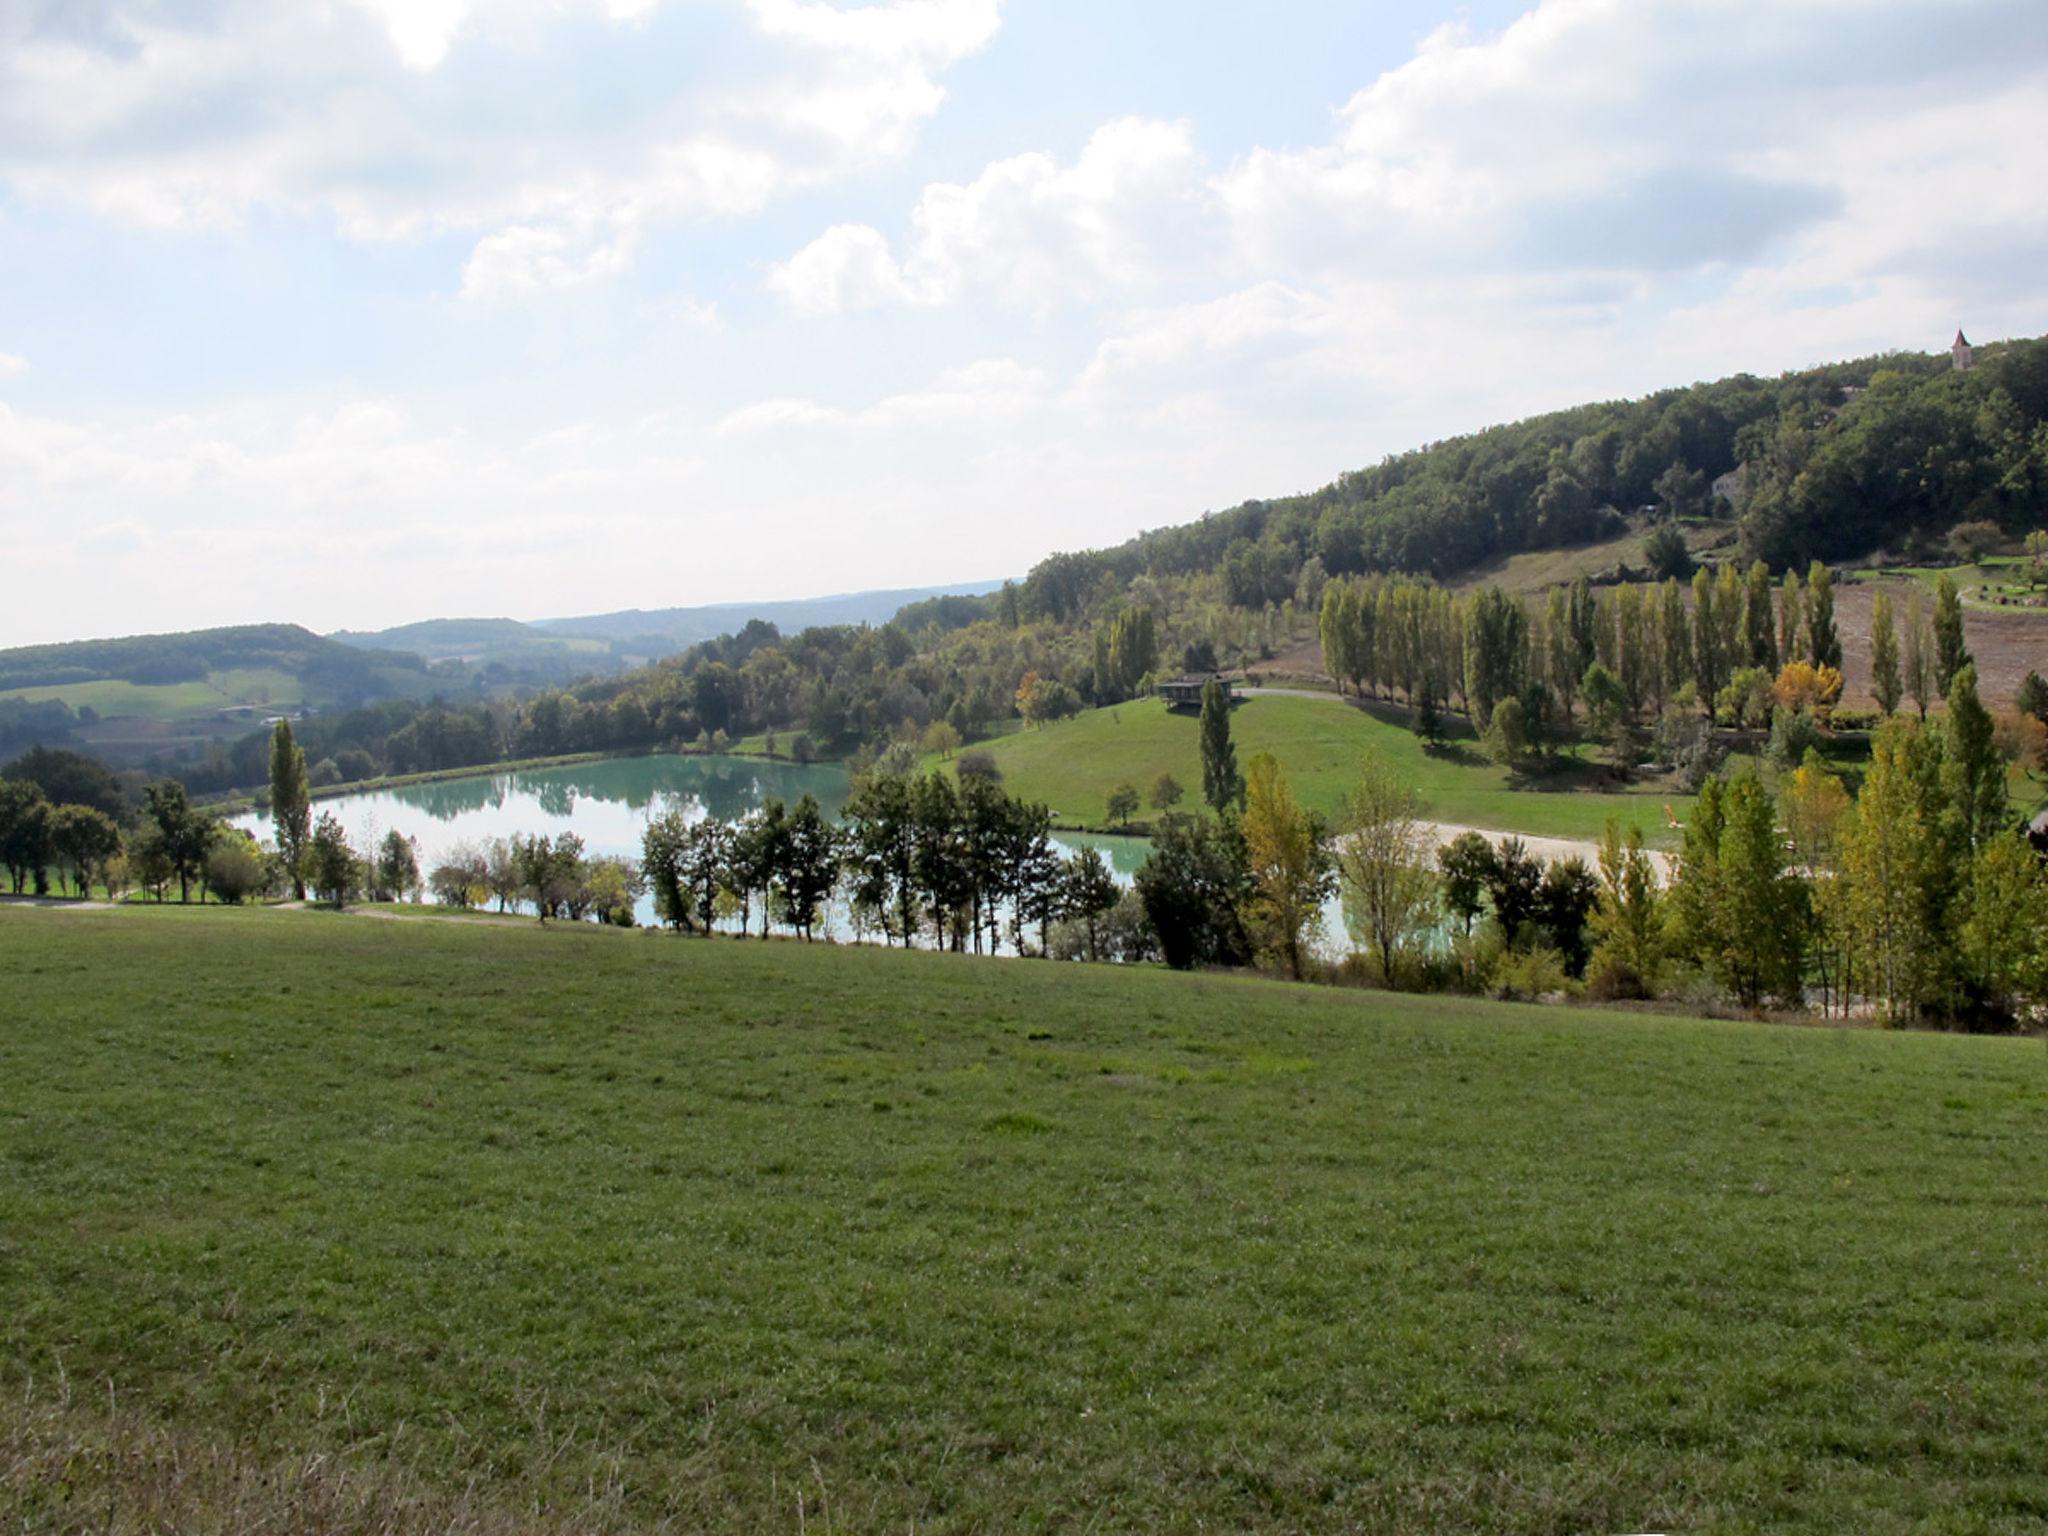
204, 836, 270, 905
1492, 943, 1570, 1001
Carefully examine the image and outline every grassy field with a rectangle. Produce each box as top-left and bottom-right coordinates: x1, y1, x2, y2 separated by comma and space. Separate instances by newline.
5, 907, 2047, 1533
1, 666, 307, 721
947, 693, 1693, 844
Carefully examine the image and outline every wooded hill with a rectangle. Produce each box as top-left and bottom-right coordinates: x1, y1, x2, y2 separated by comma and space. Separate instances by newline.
995, 333, 2047, 624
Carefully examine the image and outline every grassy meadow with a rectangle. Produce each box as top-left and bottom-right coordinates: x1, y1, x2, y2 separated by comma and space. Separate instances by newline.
5, 905, 2048, 1532
946, 692, 1695, 843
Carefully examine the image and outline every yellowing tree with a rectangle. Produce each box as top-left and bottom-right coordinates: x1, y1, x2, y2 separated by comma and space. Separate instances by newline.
1240, 753, 1332, 981
1335, 751, 1437, 985
1774, 659, 1844, 721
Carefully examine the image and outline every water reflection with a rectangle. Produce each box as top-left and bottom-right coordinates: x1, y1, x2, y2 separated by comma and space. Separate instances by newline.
233, 754, 1370, 955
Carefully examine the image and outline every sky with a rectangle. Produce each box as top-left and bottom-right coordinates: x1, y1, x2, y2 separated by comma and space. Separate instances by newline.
1, 0, 2045, 648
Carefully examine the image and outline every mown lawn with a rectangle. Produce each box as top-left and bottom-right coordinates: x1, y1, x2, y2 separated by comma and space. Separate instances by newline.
3, 906, 2046, 1533
950, 693, 1693, 843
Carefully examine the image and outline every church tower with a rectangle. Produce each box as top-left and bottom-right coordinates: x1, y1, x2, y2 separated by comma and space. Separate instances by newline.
1952, 329, 1976, 372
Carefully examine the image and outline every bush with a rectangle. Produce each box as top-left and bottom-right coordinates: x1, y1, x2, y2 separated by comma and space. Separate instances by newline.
1491, 943, 1571, 1001
956, 749, 1001, 784
1766, 705, 1821, 769
204, 836, 270, 905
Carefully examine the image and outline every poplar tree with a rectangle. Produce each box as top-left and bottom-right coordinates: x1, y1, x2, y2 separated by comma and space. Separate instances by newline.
1199, 680, 1243, 812
1657, 578, 1689, 708
1868, 589, 1903, 717
1777, 567, 1804, 670
1903, 590, 1934, 719
269, 719, 312, 901
1942, 664, 2006, 853
1743, 561, 1779, 672
1932, 572, 1971, 696
1844, 721, 1945, 1023
1690, 567, 1721, 714
1805, 561, 1842, 669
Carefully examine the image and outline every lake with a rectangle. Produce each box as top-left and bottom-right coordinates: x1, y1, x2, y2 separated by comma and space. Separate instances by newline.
234, 754, 1156, 937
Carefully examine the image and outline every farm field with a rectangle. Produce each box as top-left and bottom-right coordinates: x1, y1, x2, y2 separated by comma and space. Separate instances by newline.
5, 906, 2046, 1533
951, 692, 1693, 843
0, 666, 306, 721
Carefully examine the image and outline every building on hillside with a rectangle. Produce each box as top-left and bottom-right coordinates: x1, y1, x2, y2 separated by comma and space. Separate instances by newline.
1156, 673, 1234, 711
1711, 465, 1747, 512
1952, 329, 1976, 372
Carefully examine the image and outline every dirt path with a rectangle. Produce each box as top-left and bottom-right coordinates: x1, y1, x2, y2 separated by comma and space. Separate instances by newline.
1415, 820, 1674, 879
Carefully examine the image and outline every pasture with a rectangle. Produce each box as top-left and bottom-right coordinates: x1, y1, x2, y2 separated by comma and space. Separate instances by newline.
4, 905, 2046, 1532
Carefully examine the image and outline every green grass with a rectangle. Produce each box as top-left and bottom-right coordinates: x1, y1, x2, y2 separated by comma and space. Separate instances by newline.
1, 666, 307, 720
948, 694, 1691, 844
5, 907, 2046, 1532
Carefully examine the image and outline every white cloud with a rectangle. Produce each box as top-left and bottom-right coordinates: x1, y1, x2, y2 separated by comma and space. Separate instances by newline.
769, 116, 1203, 312
0, 0, 1002, 295
0, 353, 26, 379
718, 357, 1048, 434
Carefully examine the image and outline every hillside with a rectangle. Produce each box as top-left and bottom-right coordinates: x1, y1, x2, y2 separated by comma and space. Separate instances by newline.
0, 623, 453, 767
4, 905, 2045, 1532
1010, 333, 2046, 618
947, 692, 1694, 843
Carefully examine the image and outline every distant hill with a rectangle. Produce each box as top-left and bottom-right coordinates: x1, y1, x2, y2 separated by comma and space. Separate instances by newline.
0, 623, 454, 766
532, 580, 1011, 656
328, 581, 1011, 678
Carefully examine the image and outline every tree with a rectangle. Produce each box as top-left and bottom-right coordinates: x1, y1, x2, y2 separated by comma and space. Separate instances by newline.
1437, 831, 1494, 939
48, 803, 121, 899
922, 720, 961, 759
269, 720, 312, 900
1805, 561, 1842, 669
1062, 846, 1120, 961
1336, 752, 1436, 984
1843, 721, 1946, 1023
1691, 567, 1723, 714
1482, 693, 1530, 769
1773, 660, 1844, 721
1903, 590, 1935, 719
1643, 523, 1693, 580
1932, 572, 1971, 696
514, 832, 585, 921
306, 812, 360, 907
1240, 754, 1332, 980
1484, 838, 1544, 942
1536, 857, 1600, 976
1199, 680, 1243, 813
373, 829, 421, 902
1780, 750, 1854, 1014
143, 780, 216, 904
206, 833, 270, 905
2018, 671, 2048, 726
1149, 772, 1184, 813
1942, 664, 2006, 853
1463, 587, 1526, 731
1135, 813, 1252, 971
1956, 834, 2048, 1024
1106, 782, 1140, 828
1777, 567, 1804, 671
956, 749, 1001, 785
1869, 589, 1902, 716
0, 778, 52, 895
776, 794, 839, 941
1671, 772, 1806, 1011
1587, 821, 1662, 998
1743, 561, 1779, 673
641, 808, 693, 932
